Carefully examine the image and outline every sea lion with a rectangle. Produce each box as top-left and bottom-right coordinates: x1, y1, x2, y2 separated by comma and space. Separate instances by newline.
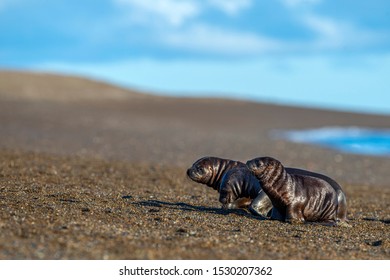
246, 156, 348, 225
187, 156, 273, 217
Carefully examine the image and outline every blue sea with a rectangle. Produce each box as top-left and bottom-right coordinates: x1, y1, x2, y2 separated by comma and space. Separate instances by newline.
273, 127, 390, 157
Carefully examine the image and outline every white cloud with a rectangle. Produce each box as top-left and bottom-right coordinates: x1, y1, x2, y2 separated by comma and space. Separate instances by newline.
302, 15, 388, 50
114, 0, 252, 27
160, 17, 385, 55
277, 0, 388, 53
303, 15, 344, 48
113, 0, 387, 56
280, 0, 322, 8
114, 0, 200, 26
208, 0, 252, 16
163, 24, 282, 54
0, 0, 19, 11
112, 0, 273, 55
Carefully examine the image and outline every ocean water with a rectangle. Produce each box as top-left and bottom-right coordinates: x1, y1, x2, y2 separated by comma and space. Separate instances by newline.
273, 127, 390, 157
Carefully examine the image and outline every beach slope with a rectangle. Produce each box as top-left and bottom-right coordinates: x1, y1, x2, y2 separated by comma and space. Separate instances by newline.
0, 70, 389, 259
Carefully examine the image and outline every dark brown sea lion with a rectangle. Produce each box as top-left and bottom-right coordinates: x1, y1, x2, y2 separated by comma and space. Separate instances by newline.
186, 156, 273, 217
246, 156, 348, 225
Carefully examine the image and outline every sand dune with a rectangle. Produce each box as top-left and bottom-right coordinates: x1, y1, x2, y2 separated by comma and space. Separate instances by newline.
0, 70, 150, 102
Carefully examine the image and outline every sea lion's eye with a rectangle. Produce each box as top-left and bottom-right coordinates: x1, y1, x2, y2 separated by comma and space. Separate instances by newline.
196, 166, 204, 174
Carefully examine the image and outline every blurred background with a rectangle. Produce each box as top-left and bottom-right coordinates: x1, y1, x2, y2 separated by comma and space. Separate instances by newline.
1, 0, 389, 114
1, 1, 390, 263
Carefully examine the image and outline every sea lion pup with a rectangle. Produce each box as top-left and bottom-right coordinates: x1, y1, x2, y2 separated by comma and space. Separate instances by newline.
246, 156, 348, 225
187, 156, 273, 217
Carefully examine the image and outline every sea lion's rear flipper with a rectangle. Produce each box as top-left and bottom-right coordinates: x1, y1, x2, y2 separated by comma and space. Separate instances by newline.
336, 190, 348, 222
249, 191, 273, 218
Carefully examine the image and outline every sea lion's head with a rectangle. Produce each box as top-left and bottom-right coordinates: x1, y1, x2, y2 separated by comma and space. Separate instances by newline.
246, 156, 280, 179
187, 157, 215, 184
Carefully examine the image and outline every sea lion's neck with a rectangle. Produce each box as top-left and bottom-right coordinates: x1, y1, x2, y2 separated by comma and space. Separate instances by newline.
248, 179, 262, 199
207, 159, 242, 189
261, 163, 287, 195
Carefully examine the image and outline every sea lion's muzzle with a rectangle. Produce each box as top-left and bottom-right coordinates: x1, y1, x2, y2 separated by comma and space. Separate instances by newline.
186, 167, 199, 181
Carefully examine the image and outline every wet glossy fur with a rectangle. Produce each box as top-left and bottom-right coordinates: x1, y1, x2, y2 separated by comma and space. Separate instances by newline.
247, 156, 348, 225
187, 156, 272, 217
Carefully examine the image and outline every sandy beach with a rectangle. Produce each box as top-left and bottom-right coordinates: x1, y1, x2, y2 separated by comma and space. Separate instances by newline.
0, 70, 389, 259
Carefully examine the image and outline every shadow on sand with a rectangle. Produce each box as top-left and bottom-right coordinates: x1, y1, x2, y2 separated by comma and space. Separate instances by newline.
133, 199, 267, 221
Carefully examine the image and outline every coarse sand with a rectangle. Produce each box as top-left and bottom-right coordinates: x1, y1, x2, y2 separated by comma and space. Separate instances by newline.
0, 71, 389, 259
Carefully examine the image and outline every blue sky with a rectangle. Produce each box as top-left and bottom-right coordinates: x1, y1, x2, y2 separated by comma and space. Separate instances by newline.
1, 0, 390, 114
